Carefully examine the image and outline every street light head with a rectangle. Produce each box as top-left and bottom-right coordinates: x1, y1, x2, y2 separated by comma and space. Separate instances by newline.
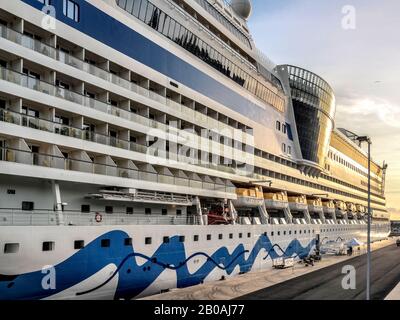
356, 136, 371, 143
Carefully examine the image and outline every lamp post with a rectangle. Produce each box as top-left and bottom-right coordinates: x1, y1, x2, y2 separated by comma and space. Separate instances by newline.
357, 136, 372, 301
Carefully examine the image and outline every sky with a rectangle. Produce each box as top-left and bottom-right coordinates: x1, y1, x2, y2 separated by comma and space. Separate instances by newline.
247, 0, 400, 219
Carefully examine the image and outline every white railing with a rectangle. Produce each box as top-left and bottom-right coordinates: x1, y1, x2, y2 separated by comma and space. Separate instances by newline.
0, 24, 252, 143
0, 209, 202, 226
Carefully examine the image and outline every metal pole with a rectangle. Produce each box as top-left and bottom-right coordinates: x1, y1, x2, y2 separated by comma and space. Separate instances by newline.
366, 140, 371, 300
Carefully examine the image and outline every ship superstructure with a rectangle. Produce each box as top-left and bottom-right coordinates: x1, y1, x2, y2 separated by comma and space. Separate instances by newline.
0, 0, 390, 300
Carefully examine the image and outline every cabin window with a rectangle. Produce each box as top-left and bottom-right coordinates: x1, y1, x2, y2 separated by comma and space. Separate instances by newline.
7, 189, 15, 195
22, 201, 34, 211
126, 207, 133, 215
105, 206, 113, 214
207, 234, 211, 241
176, 209, 182, 216
218, 234, 223, 240
101, 239, 110, 248
163, 237, 170, 244
247, 233, 251, 238
145, 237, 152, 245
145, 208, 151, 215
276, 121, 281, 131
4, 243, 19, 254
229, 233, 233, 239
81, 205, 90, 213
42, 241, 55, 251
162, 208, 168, 216
63, 0, 80, 22
179, 236, 185, 243
239, 233, 243, 239
193, 235, 199, 242
74, 240, 84, 250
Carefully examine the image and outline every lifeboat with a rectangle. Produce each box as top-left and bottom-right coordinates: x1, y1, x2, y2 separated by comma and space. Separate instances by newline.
356, 204, 366, 219
232, 187, 264, 208
322, 200, 336, 224
289, 195, 311, 224
307, 198, 325, 224
288, 195, 308, 211
264, 191, 289, 210
264, 191, 291, 224
335, 200, 348, 224
346, 202, 357, 221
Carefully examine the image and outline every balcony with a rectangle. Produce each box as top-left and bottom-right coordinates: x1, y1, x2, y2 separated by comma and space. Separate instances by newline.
0, 146, 235, 193
0, 66, 254, 176
0, 24, 251, 143
0, 107, 247, 179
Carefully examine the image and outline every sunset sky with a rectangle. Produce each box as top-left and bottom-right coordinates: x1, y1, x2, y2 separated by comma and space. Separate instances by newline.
249, 0, 400, 219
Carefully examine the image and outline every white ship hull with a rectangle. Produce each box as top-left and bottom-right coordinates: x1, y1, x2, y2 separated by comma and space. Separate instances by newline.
0, 223, 390, 300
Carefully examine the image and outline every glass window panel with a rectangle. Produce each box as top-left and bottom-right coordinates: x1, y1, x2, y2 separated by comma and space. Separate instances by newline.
157, 11, 165, 33
132, 0, 141, 17
138, 0, 147, 21
162, 16, 170, 36
168, 19, 175, 39
145, 3, 153, 24
67, 1, 74, 19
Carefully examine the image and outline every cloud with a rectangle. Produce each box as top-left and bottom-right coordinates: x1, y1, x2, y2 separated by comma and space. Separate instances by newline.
336, 96, 400, 129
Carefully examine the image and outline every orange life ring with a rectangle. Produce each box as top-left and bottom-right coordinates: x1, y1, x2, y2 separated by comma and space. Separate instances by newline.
95, 212, 102, 223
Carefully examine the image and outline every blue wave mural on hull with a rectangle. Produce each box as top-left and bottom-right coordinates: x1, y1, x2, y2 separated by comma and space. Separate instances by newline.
0, 231, 315, 300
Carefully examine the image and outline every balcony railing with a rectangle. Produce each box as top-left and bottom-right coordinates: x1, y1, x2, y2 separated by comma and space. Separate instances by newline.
0, 107, 249, 177
0, 209, 202, 226
0, 146, 235, 193
0, 24, 251, 142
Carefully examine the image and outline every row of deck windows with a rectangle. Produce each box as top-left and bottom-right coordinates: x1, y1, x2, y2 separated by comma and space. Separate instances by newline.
17, 202, 182, 216
3, 224, 370, 254
1, 229, 330, 254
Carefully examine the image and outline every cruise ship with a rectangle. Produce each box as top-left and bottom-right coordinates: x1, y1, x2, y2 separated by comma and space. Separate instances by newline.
0, 0, 390, 300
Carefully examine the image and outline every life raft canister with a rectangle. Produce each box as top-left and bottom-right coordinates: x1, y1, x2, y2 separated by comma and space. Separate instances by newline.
95, 212, 102, 223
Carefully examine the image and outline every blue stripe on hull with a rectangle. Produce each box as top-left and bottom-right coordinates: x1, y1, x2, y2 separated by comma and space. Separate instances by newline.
20, 0, 273, 125
0, 230, 315, 300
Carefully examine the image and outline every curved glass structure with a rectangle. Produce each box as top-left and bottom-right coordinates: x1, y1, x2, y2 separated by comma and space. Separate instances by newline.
286, 65, 336, 169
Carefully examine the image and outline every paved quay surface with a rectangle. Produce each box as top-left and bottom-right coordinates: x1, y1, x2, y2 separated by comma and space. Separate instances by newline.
141, 238, 396, 300
238, 239, 400, 300
385, 281, 400, 300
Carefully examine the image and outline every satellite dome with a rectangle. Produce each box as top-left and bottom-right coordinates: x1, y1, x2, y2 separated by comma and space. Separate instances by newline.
230, 0, 252, 20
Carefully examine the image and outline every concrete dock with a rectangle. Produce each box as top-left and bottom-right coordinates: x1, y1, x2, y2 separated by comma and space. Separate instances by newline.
141, 238, 397, 300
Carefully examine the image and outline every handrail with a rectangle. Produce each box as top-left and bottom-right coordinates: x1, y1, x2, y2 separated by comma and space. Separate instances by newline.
0, 23, 253, 141
0, 209, 202, 226
0, 146, 234, 193
0, 105, 247, 176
